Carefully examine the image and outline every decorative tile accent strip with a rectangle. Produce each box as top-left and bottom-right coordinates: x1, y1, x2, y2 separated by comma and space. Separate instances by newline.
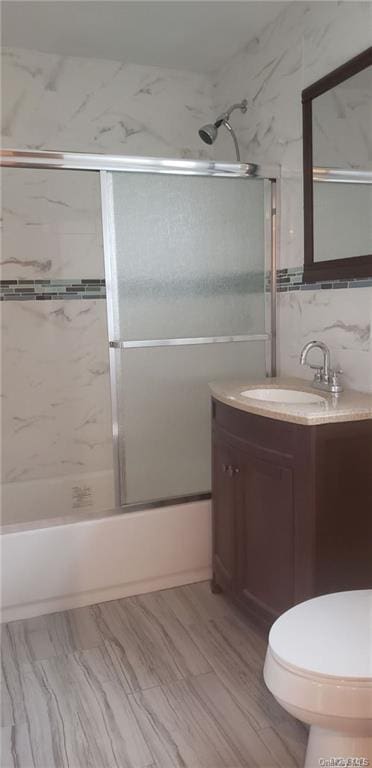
265, 268, 372, 293
0, 279, 106, 301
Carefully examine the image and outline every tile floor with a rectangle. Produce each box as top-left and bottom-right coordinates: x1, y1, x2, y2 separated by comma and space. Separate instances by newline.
1, 581, 307, 767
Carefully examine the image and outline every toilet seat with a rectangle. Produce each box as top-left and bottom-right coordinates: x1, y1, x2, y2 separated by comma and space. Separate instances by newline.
264, 590, 372, 726
268, 590, 372, 680
263, 591, 372, 763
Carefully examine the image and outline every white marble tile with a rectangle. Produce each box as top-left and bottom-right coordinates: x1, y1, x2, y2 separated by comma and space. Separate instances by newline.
1, 300, 113, 486
277, 287, 372, 391
1, 168, 104, 279
1, 47, 214, 158
214, 2, 372, 392
302, 2, 372, 89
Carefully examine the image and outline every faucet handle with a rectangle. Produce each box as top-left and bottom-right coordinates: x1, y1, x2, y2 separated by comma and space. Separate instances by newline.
309, 364, 323, 382
329, 368, 343, 393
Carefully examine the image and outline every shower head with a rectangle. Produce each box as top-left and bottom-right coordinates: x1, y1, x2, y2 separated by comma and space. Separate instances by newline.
198, 99, 248, 160
198, 123, 218, 145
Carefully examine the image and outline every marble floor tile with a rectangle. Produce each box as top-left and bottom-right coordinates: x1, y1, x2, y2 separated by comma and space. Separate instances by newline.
0, 724, 35, 768
258, 724, 307, 768
1, 625, 27, 727
159, 581, 268, 658
5, 605, 101, 665
9, 651, 154, 768
1, 582, 307, 767
129, 672, 284, 768
92, 593, 210, 693
184, 618, 276, 731
128, 591, 212, 676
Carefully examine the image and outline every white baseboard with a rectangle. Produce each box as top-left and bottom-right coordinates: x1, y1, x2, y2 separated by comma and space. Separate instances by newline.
1, 568, 211, 623
1, 500, 212, 622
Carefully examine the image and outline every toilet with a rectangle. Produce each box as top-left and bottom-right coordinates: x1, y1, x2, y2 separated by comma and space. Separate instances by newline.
264, 590, 372, 767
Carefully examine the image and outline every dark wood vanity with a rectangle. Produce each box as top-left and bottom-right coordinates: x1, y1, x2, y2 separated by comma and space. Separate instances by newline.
211, 397, 372, 628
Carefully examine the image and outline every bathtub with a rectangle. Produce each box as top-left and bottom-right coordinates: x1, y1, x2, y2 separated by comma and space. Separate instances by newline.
1, 500, 212, 622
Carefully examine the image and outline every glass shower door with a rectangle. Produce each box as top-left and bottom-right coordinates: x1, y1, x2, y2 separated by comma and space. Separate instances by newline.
102, 170, 270, 507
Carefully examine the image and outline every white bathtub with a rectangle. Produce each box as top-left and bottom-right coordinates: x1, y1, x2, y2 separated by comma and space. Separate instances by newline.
1, 500, 212, 622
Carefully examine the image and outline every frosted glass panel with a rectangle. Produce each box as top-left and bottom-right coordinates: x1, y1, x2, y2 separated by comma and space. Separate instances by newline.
118, 342, 266, 504
111, 173, 266, 340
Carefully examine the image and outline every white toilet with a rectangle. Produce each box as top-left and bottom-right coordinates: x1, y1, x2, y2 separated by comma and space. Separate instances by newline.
264, 590, 372, 767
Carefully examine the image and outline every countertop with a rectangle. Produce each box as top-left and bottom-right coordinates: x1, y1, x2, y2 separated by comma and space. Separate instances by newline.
209, 377, 372, 425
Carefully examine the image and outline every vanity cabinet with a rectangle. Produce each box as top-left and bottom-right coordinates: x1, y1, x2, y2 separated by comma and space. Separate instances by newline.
211, 398, 372, 627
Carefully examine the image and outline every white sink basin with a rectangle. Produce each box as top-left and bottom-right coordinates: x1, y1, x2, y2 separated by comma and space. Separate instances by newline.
240, 388, 327, 404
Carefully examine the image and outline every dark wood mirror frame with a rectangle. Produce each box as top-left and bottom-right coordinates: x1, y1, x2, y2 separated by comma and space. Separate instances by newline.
302, 47, 372, 283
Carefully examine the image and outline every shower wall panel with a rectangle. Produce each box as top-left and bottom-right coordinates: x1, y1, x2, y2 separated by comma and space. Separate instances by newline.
1, 47, 214, 525
0, 169, 114, 525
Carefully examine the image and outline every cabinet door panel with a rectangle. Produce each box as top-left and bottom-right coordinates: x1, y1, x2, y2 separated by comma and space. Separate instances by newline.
212, 436, 240, 588
239, 456, 295, 615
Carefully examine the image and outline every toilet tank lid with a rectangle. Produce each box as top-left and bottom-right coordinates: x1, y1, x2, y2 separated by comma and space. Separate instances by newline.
269, 590, 372, 680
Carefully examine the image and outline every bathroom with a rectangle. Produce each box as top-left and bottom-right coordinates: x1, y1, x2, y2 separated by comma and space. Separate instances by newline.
1, 0, 371, 765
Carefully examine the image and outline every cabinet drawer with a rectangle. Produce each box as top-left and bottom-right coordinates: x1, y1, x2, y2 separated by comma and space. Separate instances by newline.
212, 398, 296, 454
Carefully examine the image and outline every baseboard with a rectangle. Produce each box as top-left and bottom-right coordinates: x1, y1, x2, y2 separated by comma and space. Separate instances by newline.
1, 567, 211, 622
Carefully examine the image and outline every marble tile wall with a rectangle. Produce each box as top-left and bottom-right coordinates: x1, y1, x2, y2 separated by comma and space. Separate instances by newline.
2, 7, 372, 526
1, 47, 213, 156
1, 300, 115, 523
1, 47, 214, 524
213, 1, 372, 392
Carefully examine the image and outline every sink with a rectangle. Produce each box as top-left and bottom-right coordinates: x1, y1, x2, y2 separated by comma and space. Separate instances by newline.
240, 388, 327, 404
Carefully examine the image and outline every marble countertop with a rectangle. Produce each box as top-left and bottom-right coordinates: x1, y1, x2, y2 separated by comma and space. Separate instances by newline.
210, 377, 372, 426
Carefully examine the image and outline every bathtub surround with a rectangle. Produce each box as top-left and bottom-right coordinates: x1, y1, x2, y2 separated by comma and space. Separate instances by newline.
1, 48, 214, 525
213, 1, 372, 392
1, 299, 115, 524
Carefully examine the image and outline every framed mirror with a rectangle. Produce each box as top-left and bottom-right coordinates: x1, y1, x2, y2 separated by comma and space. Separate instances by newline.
302, 47, 372, 282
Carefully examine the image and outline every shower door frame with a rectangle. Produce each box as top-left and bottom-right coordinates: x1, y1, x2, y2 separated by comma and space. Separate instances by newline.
0, 149, 279, 511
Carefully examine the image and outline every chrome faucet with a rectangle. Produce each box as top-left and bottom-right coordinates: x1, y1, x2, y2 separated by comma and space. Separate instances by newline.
300, 340, 343, 394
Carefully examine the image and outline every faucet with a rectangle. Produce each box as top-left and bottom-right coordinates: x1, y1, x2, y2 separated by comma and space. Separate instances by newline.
300, 340, 343, 394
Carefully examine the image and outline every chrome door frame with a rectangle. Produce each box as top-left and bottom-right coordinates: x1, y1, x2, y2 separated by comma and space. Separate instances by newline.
1, 148, 279, 510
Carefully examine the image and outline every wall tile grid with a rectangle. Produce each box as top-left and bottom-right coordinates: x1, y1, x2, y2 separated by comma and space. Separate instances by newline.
1, 48, 214, 524
213, 1, 372, 393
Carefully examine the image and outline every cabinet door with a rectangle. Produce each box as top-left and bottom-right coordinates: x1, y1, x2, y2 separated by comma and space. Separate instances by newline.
212, 434, 241, 589
239, 455, 295, 617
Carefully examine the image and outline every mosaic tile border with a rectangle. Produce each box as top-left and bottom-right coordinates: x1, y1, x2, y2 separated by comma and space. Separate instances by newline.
2, 271, 371, 301
0, 279, 106, 301
267, 268, 372, 292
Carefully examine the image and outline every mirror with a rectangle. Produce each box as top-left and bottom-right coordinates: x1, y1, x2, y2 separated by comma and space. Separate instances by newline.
303, 48, 372, 282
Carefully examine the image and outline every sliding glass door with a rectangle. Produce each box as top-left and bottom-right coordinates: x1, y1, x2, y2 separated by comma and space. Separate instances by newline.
102, 170, 271, 507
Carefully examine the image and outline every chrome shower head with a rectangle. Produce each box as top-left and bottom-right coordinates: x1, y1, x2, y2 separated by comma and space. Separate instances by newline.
198, 123, 218, 145
198, 99, 248, 160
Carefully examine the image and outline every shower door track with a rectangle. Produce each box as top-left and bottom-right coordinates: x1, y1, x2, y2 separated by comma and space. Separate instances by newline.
1, 148, 279, 511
